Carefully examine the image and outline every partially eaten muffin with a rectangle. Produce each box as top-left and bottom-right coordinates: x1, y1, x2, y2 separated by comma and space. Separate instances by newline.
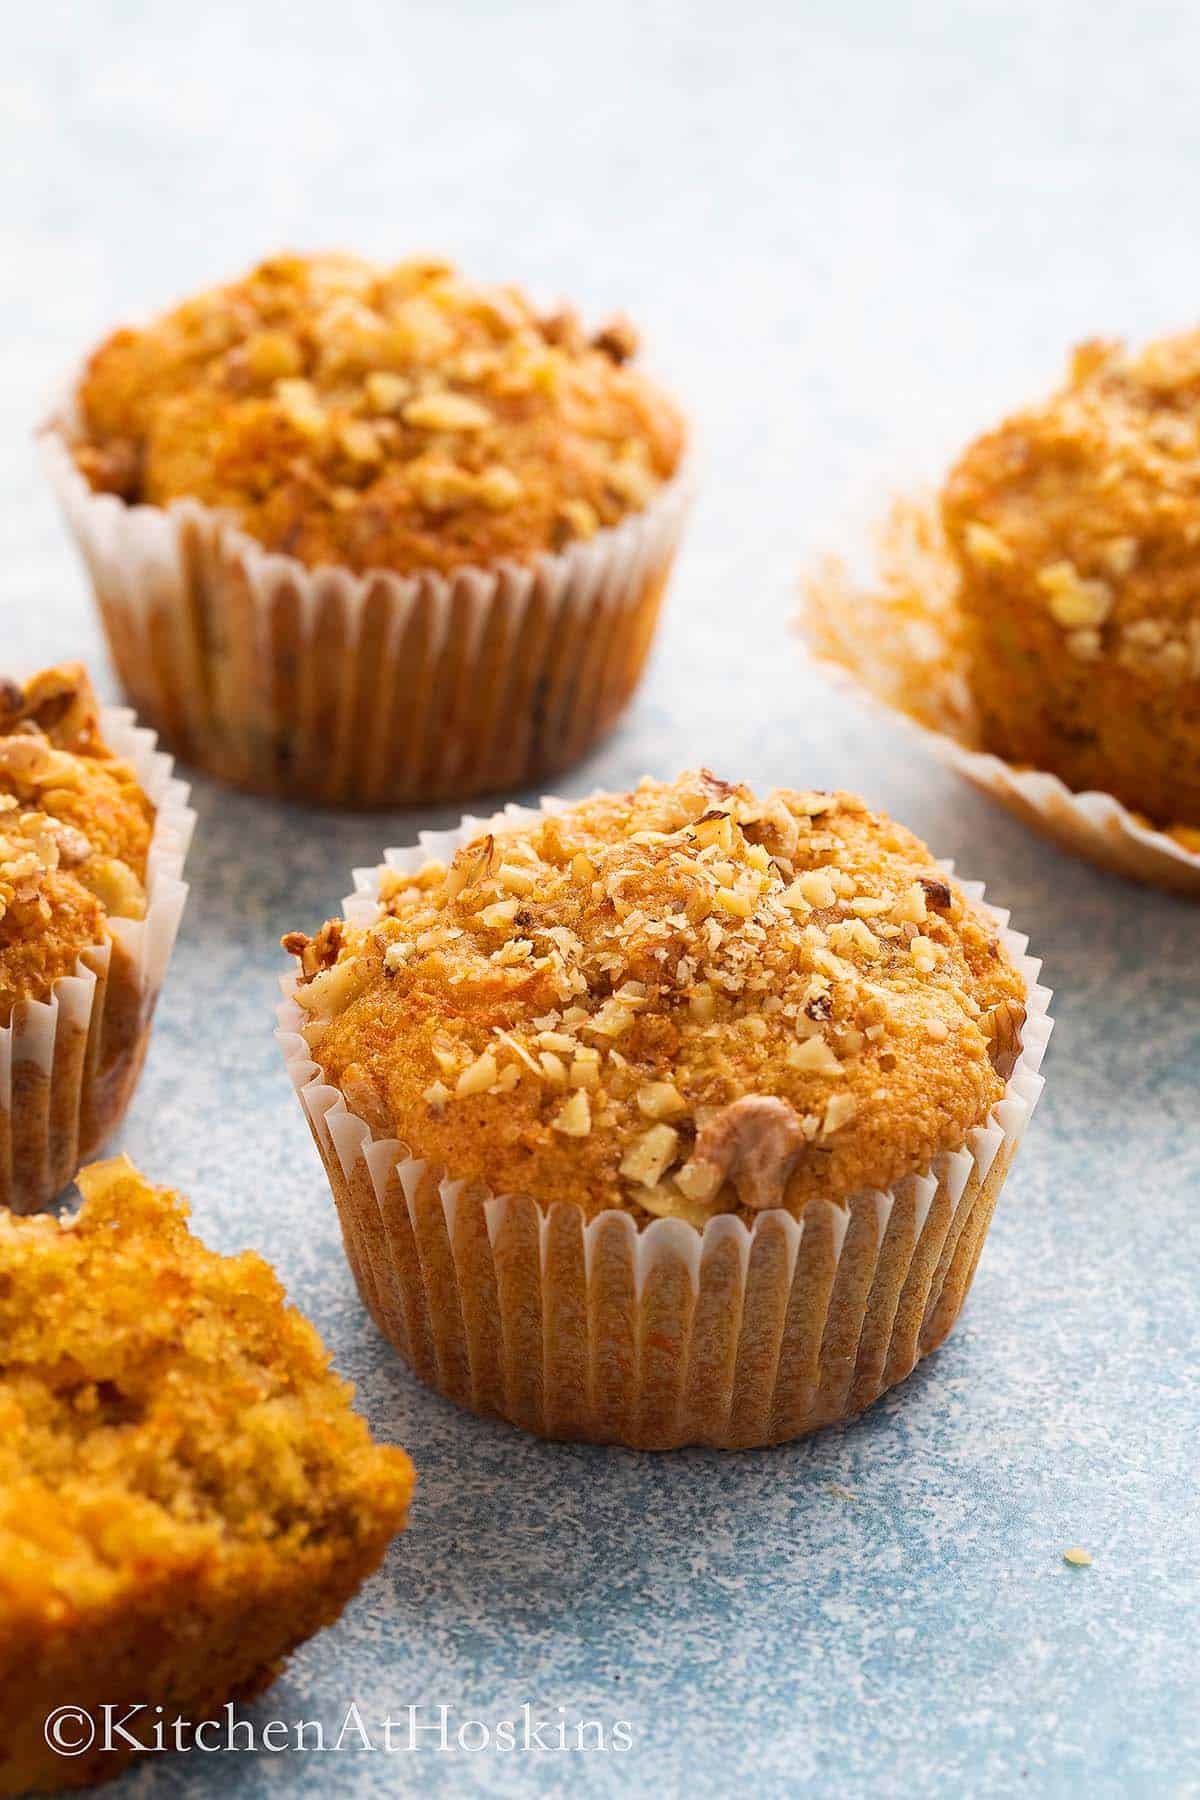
0, 1157, 414, 1796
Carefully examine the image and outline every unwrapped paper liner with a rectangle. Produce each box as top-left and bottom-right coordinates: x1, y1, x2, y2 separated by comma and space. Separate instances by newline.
800, 500, 1200, 898
40, 409, 692, 808
0, 709, 194, 1211
276, 799, 1052, 1450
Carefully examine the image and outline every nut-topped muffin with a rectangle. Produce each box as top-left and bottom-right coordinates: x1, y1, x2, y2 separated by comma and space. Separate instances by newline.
0, 1157, 414, 1797
0, 665, 191, 1212
801, 326, 1200, 890
75, 252, 684, 575
0, 665, 154, 1008
943, 331, 1200, 830
46, 254, 690, 805
279, 773, 1050, 1449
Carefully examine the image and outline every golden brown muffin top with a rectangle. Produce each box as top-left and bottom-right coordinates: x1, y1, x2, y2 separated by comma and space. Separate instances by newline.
943, 331, 1200, 682
0, 1158, 414, 1626
0, 664, 155, 1021
286, 772, 1025, 1227
72, 252, 687, 576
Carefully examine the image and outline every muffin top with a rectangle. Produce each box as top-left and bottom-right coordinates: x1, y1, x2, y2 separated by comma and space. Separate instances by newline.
285, 772, 1026, 1227
72, 253, 687, 577
943, 331, 1200, 681
0, 664, 155, 1020
0, 1157, 413, 1625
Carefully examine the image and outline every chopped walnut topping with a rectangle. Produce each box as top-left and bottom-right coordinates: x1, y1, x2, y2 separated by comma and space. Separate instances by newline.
821, 1094, 858, 1137
476, 466, 523, 510
0, 665, 157, 1018
0, 664, 103, 748
979, 995, 1027, 1080
797, 869, 836, 908
963, 521, 1013, 567
403, 391, 494, 433
364, 371, 411, 413
285, 773, 1026, 1225
620, 1123, 680, 1187
687, 1097, 810, 1212
636, 1081, 687, 1120
1100, 535, 1138, 577
1037, 560, 1114, 629
918, 877, 953, 912
282, 919, 344, 981
790, 1035, 842, 1076
552, 1089, 592, 1137
75, 255, 685, 579
0, 805, 59, 928
456, 1051, 498, 1098
538, 307, 585, 352
591, 315, 640, 364
553, 498, 599, 545
43, 819, 93, 868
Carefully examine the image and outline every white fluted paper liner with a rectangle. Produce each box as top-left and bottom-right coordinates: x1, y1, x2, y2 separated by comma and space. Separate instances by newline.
798, 486, 1200, 898
812, 652, 1200, 898
275, 800, 1052, 1450
0, 706, 194, 1211
40, 409, 692, 807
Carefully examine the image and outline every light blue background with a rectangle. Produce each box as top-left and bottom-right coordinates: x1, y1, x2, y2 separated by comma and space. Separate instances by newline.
4, 3, 1198, 1794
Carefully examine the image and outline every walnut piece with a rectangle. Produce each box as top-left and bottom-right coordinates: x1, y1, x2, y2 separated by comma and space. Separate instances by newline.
687, 1095, 811, 1212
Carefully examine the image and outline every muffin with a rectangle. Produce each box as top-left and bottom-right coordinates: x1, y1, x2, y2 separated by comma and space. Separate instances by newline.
0, 1156, 414, 1796
277, 771, 1051, 1450
943, 332, 1200, 829
43, 253, 689, 806
801, 329, 1200, 891
0, 665, 192, 1212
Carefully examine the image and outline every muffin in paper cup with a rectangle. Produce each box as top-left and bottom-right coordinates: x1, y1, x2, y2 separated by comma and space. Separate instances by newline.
41, 254, 690, 808
801, 330, 1200, 899
0, 666, 193, 1212
801, 497, 1200, 897
276, 773, 1051, 1450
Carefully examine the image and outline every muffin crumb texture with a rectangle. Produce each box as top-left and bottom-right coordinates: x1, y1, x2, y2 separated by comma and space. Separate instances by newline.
0, 1156, 413, 1796
0, 664, 155, 1021
74, 253, 686, 576
287, 772, 1026, 1226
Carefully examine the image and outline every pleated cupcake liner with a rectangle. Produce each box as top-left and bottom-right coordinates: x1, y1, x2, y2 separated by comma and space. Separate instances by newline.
798, 500, 1200, 898
40, 412, 692, 808
0, 707, 194, 1212
276, 801, 1052, 1451
812, 649, 1200, 896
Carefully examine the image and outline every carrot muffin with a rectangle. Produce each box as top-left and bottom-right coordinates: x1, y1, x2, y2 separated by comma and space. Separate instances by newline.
0, 1156, 414, 1797
943, 332, 1200, 829
279, 771, 1050, 1449
802, 328, 1200, 887
46, 253, 689, 805
0, 664, 191, 1213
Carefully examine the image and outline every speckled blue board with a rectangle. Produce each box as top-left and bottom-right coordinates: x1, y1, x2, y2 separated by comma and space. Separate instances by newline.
5, 3, 1199, 1795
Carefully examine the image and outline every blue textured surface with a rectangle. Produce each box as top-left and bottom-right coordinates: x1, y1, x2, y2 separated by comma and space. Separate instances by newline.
5, 3, 1199, 1794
